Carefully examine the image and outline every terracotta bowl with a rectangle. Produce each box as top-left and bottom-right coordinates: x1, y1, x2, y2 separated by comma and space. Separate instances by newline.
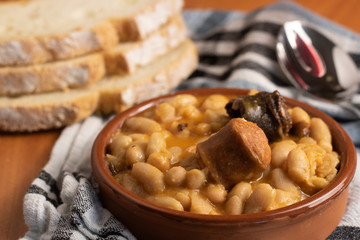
91, 88, 357, 240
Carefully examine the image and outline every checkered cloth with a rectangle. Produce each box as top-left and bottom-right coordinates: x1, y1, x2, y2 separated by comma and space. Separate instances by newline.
21, 2, 360, 239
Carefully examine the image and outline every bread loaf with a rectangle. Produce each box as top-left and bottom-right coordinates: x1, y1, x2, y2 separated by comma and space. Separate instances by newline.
0, 0, 183, 66
0, 39, 197, 132
0, 14, 187, 96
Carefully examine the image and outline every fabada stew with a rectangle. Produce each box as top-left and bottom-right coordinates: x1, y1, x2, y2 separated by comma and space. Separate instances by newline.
105, 91, 339, 215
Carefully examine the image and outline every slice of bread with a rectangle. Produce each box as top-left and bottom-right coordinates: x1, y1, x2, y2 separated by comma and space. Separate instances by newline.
0, 53, 105, 96
0, 39, 197, 132
104, 14, 187, 75
97, 38, 198, 114
0, 14, 187, 97
0, 89, 99, 132
0, 0, 183, 66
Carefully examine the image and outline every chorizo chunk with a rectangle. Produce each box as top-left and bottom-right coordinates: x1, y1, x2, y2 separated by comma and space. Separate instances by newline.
196, 118, 271, 187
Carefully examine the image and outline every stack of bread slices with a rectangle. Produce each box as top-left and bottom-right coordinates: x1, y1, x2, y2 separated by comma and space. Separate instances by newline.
0, 0, 198, 132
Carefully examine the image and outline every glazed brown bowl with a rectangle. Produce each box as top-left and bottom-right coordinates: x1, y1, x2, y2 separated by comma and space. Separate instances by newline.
91, 88, 357, 240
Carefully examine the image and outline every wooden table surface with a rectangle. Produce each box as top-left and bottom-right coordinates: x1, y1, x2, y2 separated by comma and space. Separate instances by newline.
1, 0, 359, 239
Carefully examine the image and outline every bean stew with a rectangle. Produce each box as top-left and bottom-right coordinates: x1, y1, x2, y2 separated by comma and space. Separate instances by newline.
104, 91, 340, 215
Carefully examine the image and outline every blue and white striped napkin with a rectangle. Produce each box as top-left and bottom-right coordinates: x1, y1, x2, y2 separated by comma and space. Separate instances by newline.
22, 2, 359, 239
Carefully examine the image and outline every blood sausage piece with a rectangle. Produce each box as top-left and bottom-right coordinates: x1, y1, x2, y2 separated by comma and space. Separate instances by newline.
225, 90, 292, 141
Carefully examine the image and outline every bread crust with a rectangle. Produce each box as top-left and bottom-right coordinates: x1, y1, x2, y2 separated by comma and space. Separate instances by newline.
0, 53, 105, 96
0, 0, 183, 67
0, 90, 99, 132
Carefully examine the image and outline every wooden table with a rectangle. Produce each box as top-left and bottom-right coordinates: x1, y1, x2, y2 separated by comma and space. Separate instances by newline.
1, 0, 359, 239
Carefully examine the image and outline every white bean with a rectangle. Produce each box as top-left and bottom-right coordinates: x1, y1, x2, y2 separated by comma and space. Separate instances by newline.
310, 118, 332, 152
202, 94, 229, 112
225, 195, 243, 215
168, 146, 182, 164
287, 147, 310, 183
244, 183, 276, 214
174, 191, 191, 210
165, 166, 187, 187
186, 169, 206, 189
125, 144, 145, 166
271, 168, 300, 197
205, 184, 227, 204
146, 132, 166, 156
228, 182, 252, 200
109, 134, 132, 158
131, 162, 165, 194
125, 117, 162, 134
110, 134, 132, 152
148, 195, 184, 211
155, 102, 176, 123
195, 122, 212, 136
189, 191, 214, 214
178, 104, 202, 121
269, 189, 298, 210
167, 94, 198, 109
271, 140, 297, 168
290, 107, 310, 124
147, 152, 171, 172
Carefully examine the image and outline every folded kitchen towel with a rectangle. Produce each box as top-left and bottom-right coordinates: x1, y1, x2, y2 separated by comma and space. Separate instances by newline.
22, 2, 360, 239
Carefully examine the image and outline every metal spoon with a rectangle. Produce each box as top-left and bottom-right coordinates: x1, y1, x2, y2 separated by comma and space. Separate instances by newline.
276, 20, 360, 117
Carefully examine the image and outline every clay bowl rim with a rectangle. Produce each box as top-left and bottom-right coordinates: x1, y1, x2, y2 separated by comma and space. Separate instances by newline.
91, 87, 357, 225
